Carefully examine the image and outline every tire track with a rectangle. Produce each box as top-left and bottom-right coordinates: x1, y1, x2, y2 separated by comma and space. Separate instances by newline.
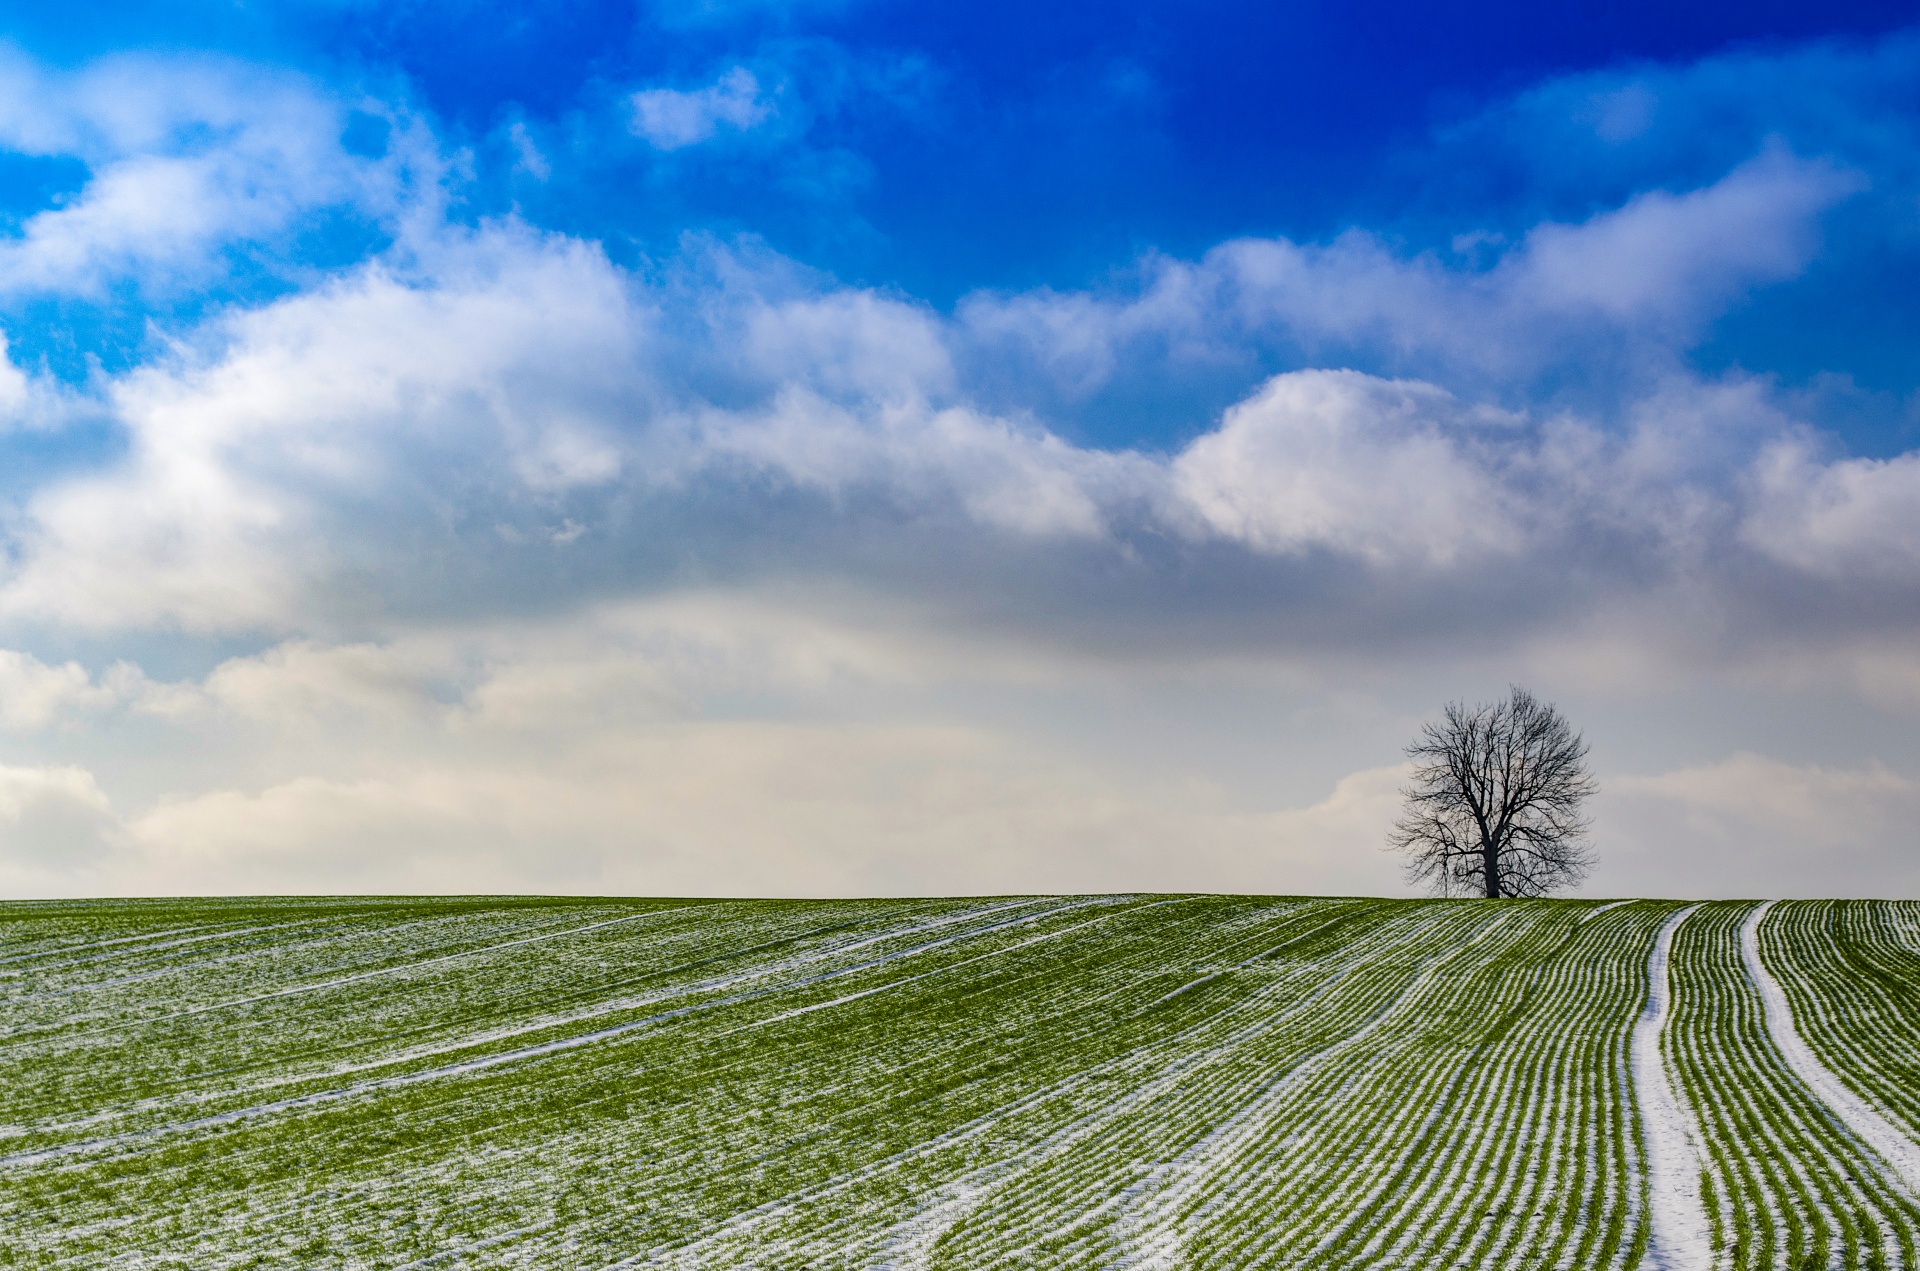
0, 899, 1095, 1169
1741, 901, 1920, 1198
1631, 903, 1711, 1271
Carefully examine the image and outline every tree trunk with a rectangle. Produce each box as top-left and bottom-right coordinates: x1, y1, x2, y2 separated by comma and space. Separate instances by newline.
1482, 840, 1501, 898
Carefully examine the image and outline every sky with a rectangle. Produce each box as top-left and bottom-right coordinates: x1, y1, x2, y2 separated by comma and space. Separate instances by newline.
0, 0, 1917, 899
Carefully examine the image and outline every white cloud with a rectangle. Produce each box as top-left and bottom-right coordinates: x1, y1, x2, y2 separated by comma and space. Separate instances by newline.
0, 60, 1912, 902
1504, 146, 1855, 327
631, 67, 772, 149
1598, 754, 1920, 898
1168, 370, 1522, 565
0, 96, 1874, 644
957, 288, 1124, 398
194, 640, 452, 725
0, 227, 644, 631
0, 650, 145, 729
113, 720, 1410, 898
958, 147, 1857, 394
6, 207, 1920, 654
0, 52, 434, 299
734, 287, 955, 404
0, 763, 121, 892
1741, 439, 1920, 578
506, 119, 550, 181
689, 389, 1142, 539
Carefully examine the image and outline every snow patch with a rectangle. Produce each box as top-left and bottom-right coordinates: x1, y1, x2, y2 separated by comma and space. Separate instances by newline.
1631, 904, 1712, 1271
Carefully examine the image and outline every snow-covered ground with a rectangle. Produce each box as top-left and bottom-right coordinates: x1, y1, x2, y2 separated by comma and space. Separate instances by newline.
3, 895, 1918, 1268
1630, 905, 1712, 1271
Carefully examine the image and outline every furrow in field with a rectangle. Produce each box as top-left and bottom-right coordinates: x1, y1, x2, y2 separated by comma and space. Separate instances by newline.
0, 903, 626, 1058
3, 901, 831, 1126
933, 904, 1470, 1269
1664, 901, 1920, 1271
1116, 906, 1523, 1269
1754, 900, 1920, 1147
1741, 902, 1920, 1197
1405, 904, 1647, 1271
85, 907, 685, 1026
3, 899, 1014, 1124
0, 920, 235, 968
4, 898, 1030, 1260
1343, 902, 1639, 1267
0, 898, 1100, 1166
1633, 903, 1711, 1271
14, 896, 1915, 1270
620, 900, 1407, 1269
859, 905, 1452, 1270
397, 898, 1326, 1268
0, 909, 628, 1023
891, 898, 1655, 1271
728, 898, 1192, 1035
1270, 901, 1654, 1271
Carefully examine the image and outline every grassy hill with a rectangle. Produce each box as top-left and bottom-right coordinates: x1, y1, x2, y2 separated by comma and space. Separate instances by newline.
2, 895, 1916, 1268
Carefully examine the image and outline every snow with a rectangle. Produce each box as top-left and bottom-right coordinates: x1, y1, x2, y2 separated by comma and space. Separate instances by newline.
13, 893, 1918, 1268
0, 900, 1084, 1169
1630, 904, 1713, 1271
1740, 900, 1920, 1198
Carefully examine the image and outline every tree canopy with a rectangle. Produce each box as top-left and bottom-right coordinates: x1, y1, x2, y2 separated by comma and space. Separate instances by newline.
1389, 686, 1596, 898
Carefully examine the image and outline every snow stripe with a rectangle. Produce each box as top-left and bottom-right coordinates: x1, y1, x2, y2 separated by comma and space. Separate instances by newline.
0, 899, 1104, 1167
1741, 901, 1920, 1198
1632, 903, 1712, 1271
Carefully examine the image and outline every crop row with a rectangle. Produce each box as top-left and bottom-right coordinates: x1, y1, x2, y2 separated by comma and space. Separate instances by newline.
1753, 901, 1920, 1148
3, 896, 1918, 1268
1665, 902, 1919, 1270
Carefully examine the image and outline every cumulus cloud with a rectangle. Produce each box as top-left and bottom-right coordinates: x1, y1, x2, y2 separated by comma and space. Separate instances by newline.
688, 390, 1145, 539
0, 650, 151, 729
1741, 440, 1920, 579
1169, 371, 1523, 565
0, 227, 645, 631
0, 58, 1876, 650
0, 763, 121, 892
631, 67, 772, 149
1, 209, 1918, 665
731, 287, 955, 404
0, 52, 434, 300
1504, 146, 1854, 328
0, 43, 1914, 898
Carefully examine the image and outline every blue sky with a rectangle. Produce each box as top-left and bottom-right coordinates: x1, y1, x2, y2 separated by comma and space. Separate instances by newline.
0, 1, 1917, 898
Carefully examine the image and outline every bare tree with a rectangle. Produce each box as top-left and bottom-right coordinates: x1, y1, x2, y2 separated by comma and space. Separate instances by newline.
1389, 686, 1597, 898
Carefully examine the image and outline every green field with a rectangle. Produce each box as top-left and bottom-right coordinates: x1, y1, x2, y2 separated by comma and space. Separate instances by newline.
2, 895, 1917, 1268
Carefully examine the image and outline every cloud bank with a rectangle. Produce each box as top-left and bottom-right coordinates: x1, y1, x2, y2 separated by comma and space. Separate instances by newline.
0, 30, 1915, 898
